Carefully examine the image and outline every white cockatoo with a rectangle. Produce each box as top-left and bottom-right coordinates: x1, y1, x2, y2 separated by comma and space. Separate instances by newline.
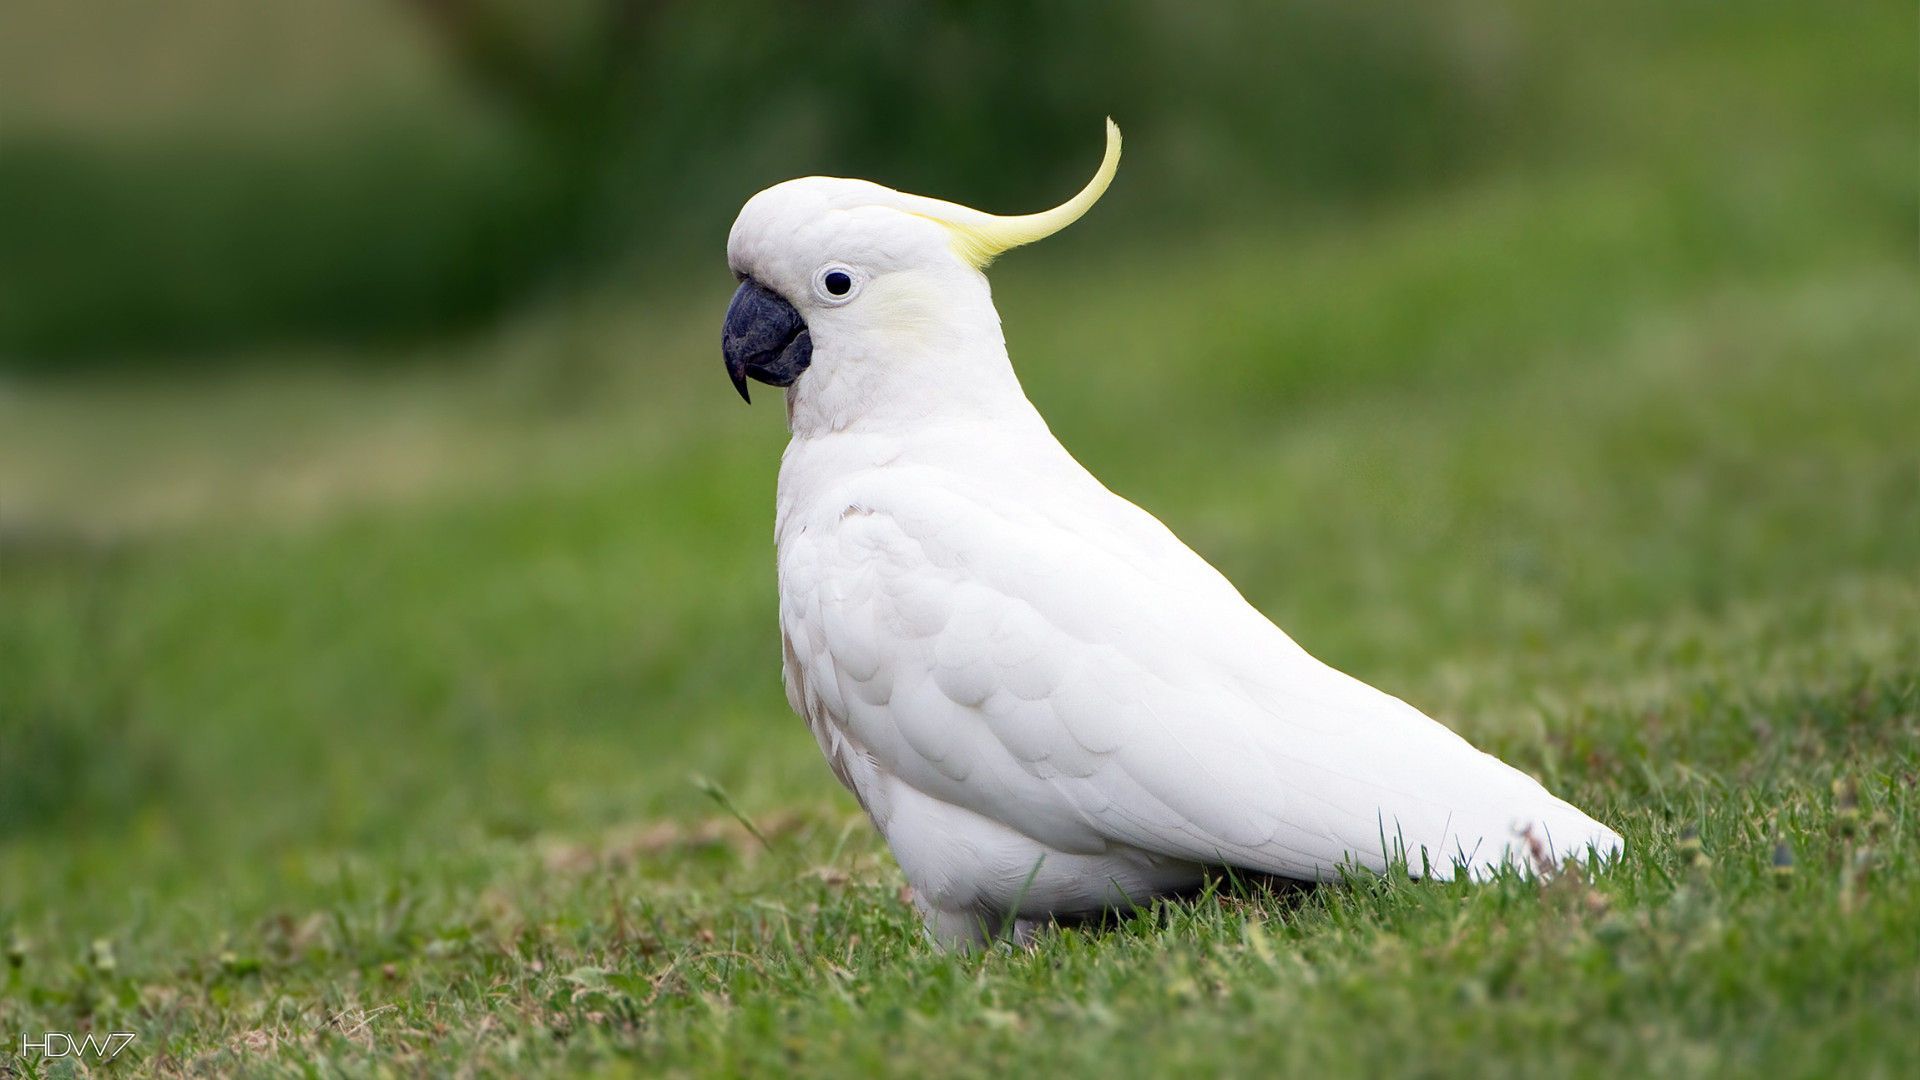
721, 120, 1622, 948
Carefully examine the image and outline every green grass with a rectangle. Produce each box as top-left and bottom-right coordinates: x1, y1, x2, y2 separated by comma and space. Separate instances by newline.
3, 8, 1918, 1073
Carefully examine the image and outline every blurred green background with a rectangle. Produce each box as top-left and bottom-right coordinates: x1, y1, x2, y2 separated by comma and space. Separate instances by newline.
9, 0, 1905, 369
2, 0, 1524, 366
0, 0, 1916, 1072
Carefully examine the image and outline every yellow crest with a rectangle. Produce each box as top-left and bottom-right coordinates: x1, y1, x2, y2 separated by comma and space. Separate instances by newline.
896, 119, 1122, 270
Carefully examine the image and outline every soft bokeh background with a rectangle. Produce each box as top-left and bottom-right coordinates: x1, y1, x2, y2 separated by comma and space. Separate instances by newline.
1, 0, 1915, 1072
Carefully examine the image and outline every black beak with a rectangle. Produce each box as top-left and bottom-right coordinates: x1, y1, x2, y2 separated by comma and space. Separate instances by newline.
721, 278, 812, 404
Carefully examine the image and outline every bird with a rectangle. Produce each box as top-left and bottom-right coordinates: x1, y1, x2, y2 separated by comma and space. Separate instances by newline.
719, 119, 1623, 949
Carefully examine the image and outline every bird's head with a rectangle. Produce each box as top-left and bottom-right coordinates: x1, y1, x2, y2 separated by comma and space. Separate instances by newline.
722, 120, 1120, 428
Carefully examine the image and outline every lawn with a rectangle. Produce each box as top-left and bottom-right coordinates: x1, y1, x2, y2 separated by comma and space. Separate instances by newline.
2, 6, 1917, 1075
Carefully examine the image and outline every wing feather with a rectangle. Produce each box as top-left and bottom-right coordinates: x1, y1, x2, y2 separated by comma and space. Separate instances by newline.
781, 474, 1621, 880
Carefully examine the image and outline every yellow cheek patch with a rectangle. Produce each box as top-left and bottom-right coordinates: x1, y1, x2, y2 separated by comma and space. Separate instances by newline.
860, 272, 955, 349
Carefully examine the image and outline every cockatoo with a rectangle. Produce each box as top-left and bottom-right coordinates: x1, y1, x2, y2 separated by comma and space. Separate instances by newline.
720, 120, 1622, 948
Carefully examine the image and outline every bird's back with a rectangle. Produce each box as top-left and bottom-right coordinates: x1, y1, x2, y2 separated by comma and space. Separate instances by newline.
775, 422, 1623, 891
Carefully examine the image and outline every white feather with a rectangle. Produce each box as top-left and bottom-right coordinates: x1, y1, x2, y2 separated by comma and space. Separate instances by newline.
728, 152, 1622, 948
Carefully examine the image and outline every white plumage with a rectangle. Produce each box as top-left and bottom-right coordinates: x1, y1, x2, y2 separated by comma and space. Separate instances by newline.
723, 121, 1622, 947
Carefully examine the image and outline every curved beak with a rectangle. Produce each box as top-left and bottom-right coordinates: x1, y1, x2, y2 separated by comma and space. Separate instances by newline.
721, 278, 812, 404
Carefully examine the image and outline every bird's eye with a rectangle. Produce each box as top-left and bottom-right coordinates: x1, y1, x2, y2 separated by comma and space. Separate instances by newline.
814, 265, 860, 303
